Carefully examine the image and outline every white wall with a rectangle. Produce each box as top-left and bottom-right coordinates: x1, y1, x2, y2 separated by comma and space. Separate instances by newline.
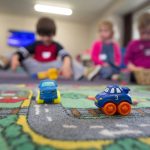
0, 13, 90, 56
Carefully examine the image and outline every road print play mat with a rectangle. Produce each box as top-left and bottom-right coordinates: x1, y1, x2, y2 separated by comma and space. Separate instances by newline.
0, 84, 150, 150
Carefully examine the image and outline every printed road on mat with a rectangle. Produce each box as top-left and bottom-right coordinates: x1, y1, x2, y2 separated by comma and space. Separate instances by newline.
28, 85, 150, 140
1, 84, 150, 150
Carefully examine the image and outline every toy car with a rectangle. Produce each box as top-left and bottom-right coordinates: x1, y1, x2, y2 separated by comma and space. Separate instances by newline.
95, 85, 132, 116
36, 79, 61, 104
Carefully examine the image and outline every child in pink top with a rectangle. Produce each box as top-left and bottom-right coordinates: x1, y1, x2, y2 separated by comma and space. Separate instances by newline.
125, 13, 150, 71
91, 21, 121, 80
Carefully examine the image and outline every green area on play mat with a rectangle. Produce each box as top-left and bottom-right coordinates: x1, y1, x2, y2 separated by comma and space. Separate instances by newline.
61, 86, 150, 109
0, 115, 55, 150
0, 101, 23, 108
61, 89, 98, 108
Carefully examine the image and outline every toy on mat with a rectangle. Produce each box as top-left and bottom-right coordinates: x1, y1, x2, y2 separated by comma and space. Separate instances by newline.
36, 79, 61, 104
37, 68, 59, 80
95, 85, 132, 116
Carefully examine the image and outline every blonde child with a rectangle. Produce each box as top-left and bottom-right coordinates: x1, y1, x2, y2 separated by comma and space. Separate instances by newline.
90, 21, 121, 80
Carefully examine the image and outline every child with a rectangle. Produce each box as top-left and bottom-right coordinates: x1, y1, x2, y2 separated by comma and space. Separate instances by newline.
11, 17, 84, 80
125, 13, 150, 71
90, 21, 121, 80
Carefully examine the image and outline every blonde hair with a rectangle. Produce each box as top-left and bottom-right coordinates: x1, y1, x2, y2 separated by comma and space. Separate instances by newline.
99, 21, 114, 32
138, 13, 150, 31
99, 21, 114, 37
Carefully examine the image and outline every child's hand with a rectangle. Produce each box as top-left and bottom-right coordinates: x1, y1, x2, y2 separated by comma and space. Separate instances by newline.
61, 57, 73, 79
128, 63, 143, 72
11, 54, 20, 71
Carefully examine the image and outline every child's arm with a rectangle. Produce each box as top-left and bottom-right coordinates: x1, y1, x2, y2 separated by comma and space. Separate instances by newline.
61, 56, 73, 79
127, 62, 143, 71
11, 54, 20, 71
91, 42, 104, 65
125, 41, 143, 72
57, 43, 73, 79
114, 43, 121, 66
11, 43, 36, 71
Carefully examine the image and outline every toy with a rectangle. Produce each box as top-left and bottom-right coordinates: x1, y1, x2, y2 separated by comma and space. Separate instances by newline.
36, 79, 61, 104
95, 85, 132, 116
37, 71, 48, 79
47, 68, 59, 80
37, 68, 59, 80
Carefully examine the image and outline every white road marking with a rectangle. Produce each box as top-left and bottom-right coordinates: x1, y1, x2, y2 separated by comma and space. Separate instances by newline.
45, 108, 49, 113
90, 125, 104, 129
139, 124, 150, 127
34, 105, 40, 115
63, 125, 77, 129
12, 97, 18, 99
116, 124, 129, 128
99, 129, 142, 137
1, 93, 15, 96
34, 104, 40, 108
47, 116, 52, 122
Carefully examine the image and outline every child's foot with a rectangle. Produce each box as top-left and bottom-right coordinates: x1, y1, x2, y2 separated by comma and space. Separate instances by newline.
111, 74, 119, 81
85, 66, 101, 81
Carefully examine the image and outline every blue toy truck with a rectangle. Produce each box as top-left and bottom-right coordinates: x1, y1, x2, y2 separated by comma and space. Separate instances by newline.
95, 85, 132, 116
36, 79, 61, 104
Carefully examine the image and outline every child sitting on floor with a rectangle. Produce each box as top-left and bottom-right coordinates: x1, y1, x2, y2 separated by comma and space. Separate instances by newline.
125, 13, 150, 72
90, 21, 121, 80
11, 17, 84, 80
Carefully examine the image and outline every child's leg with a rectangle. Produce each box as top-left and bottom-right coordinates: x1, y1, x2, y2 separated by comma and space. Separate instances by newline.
22, 57, 61, 75
85, 65, 101, 81
100, 66, 113, 79
111, 66, 120, 81
71, 60, 85, 80
22, 57, 85, 80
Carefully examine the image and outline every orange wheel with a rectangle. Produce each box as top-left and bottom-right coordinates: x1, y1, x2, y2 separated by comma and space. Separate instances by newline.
102, 102, 117, 116
117, 102, 131, 116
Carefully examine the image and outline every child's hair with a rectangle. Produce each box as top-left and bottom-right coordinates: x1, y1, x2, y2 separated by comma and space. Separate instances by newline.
36, 17, 56, 36
138, 13, 150, 31
99, 20, 114, 37
99, 21, 114, 32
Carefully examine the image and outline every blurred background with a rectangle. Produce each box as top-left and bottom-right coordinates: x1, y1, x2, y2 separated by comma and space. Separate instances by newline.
0, 0, 149, 56
0, 0, 149, 84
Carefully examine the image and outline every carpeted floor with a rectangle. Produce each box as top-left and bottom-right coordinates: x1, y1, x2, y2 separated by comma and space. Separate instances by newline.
0, 70, 150, 150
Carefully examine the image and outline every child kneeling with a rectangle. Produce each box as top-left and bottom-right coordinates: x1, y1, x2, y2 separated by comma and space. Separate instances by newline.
11, 17, 84, 80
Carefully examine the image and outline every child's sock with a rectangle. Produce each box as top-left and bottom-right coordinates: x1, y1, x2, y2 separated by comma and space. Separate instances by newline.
111, 74, 119, 81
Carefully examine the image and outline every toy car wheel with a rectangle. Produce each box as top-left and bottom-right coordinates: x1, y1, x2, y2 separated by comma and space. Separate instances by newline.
53, 90, 61, 104
102, 102, 117, 116
117, 101, 131, 116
